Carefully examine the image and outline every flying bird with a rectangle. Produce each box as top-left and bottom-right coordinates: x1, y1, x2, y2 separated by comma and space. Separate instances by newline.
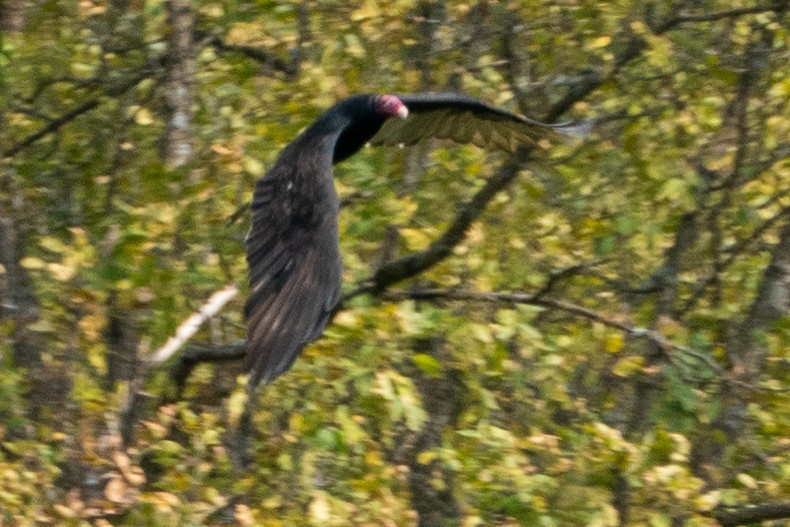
244, 92, 582, 387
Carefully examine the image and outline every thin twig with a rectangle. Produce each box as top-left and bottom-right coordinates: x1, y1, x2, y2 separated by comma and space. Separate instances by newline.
381, 288, 785, 389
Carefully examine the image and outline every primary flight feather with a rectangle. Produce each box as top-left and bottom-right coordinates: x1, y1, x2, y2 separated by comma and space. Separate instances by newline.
245, 92, 579, 387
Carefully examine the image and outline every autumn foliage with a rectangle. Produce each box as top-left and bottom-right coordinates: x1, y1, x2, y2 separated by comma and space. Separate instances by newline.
1, 1, 789, 526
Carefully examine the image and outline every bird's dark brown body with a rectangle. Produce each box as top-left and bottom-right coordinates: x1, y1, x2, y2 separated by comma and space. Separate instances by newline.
244, 93, 578, 387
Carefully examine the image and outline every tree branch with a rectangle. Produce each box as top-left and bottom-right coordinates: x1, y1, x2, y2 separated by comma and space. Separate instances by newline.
680, 205, 790, 314
119, 284, 239, 445
2, 71, 152, 159
207, 36, 298, 77
350, 3, 763, 298
674, 3, 788, 24
150, 284, 239, 365
161, 3, 790, 389
544, 0, 788, 122
169, 340, 246, 393
2, 99, 99, 158
715, 501, 790, 527
348, 153, 529, 296
381, 287, 726, 374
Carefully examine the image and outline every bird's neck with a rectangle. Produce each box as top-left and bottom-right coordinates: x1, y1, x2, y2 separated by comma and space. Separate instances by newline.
293, 108, 385, 166
289, 118, 344, 164
316, 112, 384, 165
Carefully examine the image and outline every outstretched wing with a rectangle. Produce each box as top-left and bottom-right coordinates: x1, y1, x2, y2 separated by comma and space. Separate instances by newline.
369, 92, 586, 152
244, 173, 342, 387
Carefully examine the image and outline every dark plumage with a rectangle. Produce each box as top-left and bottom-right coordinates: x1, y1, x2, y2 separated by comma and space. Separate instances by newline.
245, 92, 580, 387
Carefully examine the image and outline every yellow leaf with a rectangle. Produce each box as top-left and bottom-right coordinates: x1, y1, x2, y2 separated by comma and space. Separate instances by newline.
413, 354, 442, 377
417, 450, 438, 464
695, 491, 721, 512
134, 287, 156, 304
589, 36, 612, 48
400, 227, 431, 250
612, 356, 645, 377
125, 466, 146, 486
351, 1, 379, 21
53, 504, 76, 518
333, 311, 359, 328
235, 504, 255, 527
211, 143, 234, 155
153, 491, 181, 509
604, 333, 624, 353
227, 386, 249, 426
104, 476, 128, 503
344, 34, 366, 58
79, 313, 105, 341
48, 262, 76, 282
309, 492, 331, 523
20, 257, 46, 270
737, 473, 758, 489
243, 157, 264, 176
39, 235, 66, 253
26, 319, 55, 332
134, 107, 155, 125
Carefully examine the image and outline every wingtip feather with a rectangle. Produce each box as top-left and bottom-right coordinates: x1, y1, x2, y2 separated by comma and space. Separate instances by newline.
552, 119, 594, 138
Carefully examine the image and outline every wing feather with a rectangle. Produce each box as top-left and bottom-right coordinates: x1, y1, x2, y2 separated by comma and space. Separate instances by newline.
244, 174, 342, 386
369, 92, 584, 152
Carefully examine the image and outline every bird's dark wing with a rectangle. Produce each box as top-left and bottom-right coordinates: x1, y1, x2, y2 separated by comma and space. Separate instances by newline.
244, 175, 342, 386
369, 92, 586, 152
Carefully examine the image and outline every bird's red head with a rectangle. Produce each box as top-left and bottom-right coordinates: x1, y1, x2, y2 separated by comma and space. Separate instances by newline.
374, 94, 409, 119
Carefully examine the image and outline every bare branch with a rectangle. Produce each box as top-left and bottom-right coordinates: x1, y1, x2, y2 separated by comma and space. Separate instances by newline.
120, 284, 238, 446
2, 71, 152, 159
544, 1, 787, 122
383, 287, 790, 395
382, 287, 722, 369
692, 217, 790, 470
341, 2, 790, 300
715, 501, 790, 527
169, 340, 246, 393
348, 153, 529, 296
207, 36, 298, 77
681, 205, 790, 314
2, 99, 99, 158
532, 259, 609, 298
150, 284, 239, 365
674, 3, 787, 24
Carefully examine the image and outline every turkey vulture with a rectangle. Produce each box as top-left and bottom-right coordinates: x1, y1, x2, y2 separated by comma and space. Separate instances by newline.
245, 92, 582, 387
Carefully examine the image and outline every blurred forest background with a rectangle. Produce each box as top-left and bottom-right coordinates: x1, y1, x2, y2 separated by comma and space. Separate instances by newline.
1, 0, 790, 525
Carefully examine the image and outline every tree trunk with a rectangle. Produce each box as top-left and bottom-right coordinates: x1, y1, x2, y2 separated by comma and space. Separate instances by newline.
0, 0, 29, 32
691, 216, 790, 482
163, 0, 195, 168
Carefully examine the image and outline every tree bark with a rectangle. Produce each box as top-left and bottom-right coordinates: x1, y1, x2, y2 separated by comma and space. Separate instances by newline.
0, 171, 71, 423
163, 0, 195, 168
408, 339, 463, 527
0, 0, 29, 32
692, 215, 790, 481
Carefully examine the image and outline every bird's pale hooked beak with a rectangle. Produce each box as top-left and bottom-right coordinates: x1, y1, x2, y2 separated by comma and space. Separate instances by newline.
396, 105, 409, 119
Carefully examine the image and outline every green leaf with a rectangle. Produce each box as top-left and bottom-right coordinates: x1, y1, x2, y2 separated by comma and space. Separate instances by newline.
412, 353, 442, 377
